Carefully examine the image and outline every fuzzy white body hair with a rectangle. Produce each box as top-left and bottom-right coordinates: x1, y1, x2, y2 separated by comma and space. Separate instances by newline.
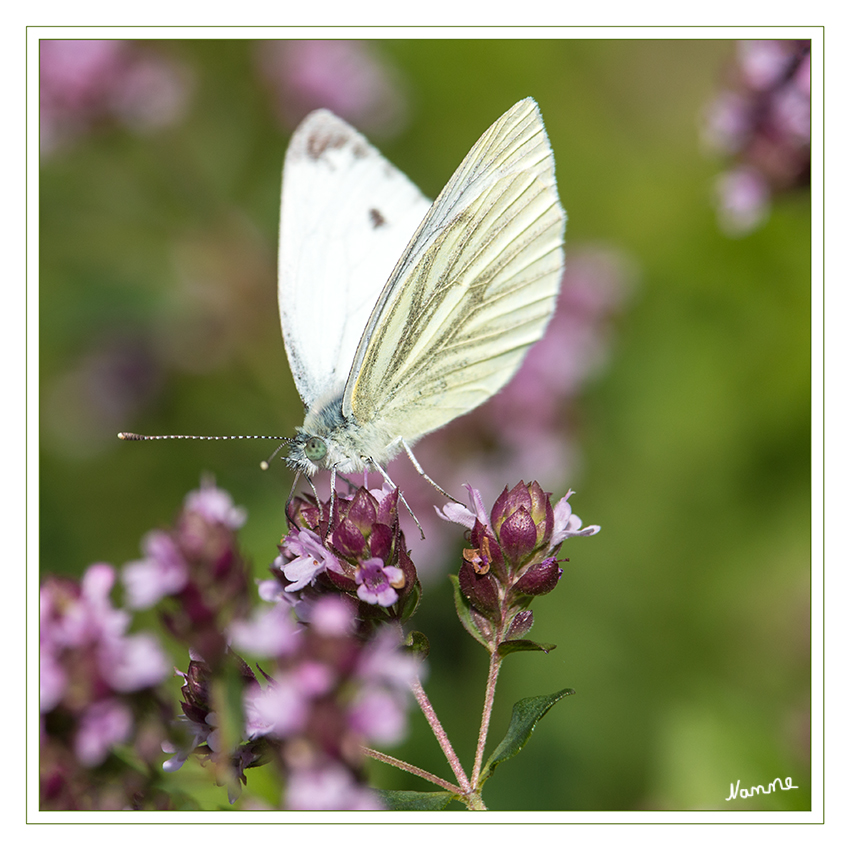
286, 386, 403, 477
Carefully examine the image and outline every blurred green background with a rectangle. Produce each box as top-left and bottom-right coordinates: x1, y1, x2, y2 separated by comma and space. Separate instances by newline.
38, 38, 811, 811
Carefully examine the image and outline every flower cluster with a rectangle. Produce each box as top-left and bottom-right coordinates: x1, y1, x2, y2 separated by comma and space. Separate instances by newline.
268, 484, 421, 624
40, 39, 192, 155
238, 596, 418, 808
40, 563, 171, 809
40, 475, 598, 810
102, 479, 420, 809
163, 595, 419, 808
122, 478, 251, 667
439, 482, 600, 652
702, 39, 811, 235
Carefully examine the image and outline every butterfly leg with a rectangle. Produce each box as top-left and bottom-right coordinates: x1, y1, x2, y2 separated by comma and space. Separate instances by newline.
366, 457, 426, 539
399, 438, 462, 504
285, 470, 303, 522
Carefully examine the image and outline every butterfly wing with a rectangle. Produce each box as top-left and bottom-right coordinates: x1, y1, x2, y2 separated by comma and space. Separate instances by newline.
342, 98, 566, 445
278, 110, 432, 411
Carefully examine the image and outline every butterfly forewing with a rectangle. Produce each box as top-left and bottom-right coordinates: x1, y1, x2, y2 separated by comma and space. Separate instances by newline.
279, 110, 432, 411
343, 98, 566, 441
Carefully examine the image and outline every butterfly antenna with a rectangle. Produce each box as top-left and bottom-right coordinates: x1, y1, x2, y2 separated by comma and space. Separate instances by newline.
118, 432, 290, 470
260, 439, 293, 471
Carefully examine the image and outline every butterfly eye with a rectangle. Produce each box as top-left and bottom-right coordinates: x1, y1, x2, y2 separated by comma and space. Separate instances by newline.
304, 436, 327, 462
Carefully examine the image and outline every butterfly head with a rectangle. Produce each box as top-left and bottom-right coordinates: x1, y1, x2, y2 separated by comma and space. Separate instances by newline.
285, 429, 329, 476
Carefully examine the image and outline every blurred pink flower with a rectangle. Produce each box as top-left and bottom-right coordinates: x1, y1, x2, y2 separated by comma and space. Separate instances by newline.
738, 39, 795, 91
74, 699, 133, 767
285, 763, 382, 810
40, 39, 191, 154
715, 166, 771, 236
256, 40, 408, 138
702, 39, 810, 235
39, 563, 170, 767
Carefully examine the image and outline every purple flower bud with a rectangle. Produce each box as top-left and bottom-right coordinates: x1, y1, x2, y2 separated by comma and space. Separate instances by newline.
367, 522, 395, 564
286, 495, 323, 531
512, 557, 563, 598
505, 610, 534, 641
498, 505, 539, 566
373, 486, 400, 527
307, 595, 357, 638
244, 677, 307, 740
490, 481, 555, 568
459, 560, 501, 619
331, 516, 368, 560
343, 488, 378, 534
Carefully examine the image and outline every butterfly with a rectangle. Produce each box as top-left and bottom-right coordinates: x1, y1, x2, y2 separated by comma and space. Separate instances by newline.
278, 97, 566, 494
121, 98, 566, 522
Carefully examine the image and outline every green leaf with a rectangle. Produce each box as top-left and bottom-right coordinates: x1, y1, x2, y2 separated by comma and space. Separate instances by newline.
378, 789, 457, 811
448, 574, 489, 649
400, 580, 422, 621
497, 639, 557, 657
404, 629, 430, 659
479, 688, 575, 785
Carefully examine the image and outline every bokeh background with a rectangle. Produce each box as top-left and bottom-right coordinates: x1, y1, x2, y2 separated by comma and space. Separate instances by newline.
38, 37, 812, 811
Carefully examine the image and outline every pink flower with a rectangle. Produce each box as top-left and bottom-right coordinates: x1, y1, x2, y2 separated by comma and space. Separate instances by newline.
244, 677, 307, 740
309, 595, 356, 637
348, 688, 408, 747
100, 631, 170, 693
122, 530, 189, 609
738, 40, 794, 91
702, 40, 810, 236
184, 479, 247, 529
228, 602, 301, 658
74, 699, 133, 767
552, 491, 602, 547
40, 562, 169, 708
715, 166, 771, 236
285, 763, 382, 810
281, 528, 343, 592
354, 557, 405, 607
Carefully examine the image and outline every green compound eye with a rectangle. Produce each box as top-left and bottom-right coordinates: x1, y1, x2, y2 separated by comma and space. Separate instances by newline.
304, 436, 327, 462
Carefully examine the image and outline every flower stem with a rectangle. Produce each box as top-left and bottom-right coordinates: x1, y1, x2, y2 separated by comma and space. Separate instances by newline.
411, 676, 471, 793
471, 650, 502, 788
361, 747, 462, 795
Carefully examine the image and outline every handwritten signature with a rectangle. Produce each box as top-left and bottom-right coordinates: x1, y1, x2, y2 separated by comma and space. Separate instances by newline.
726, 777, 799, 801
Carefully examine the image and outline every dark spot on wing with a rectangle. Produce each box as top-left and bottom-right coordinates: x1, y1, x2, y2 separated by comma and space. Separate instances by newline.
305, 131, 370, 165
306, 129, 349, 160
369, 208, 386, 228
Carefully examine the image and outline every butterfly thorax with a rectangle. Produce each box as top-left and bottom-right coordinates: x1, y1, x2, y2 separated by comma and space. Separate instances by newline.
286, 392, 401, 476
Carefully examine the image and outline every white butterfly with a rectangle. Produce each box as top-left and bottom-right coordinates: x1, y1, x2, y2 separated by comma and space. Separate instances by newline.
119, 98, 566, 513
278, 97, 567, 496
